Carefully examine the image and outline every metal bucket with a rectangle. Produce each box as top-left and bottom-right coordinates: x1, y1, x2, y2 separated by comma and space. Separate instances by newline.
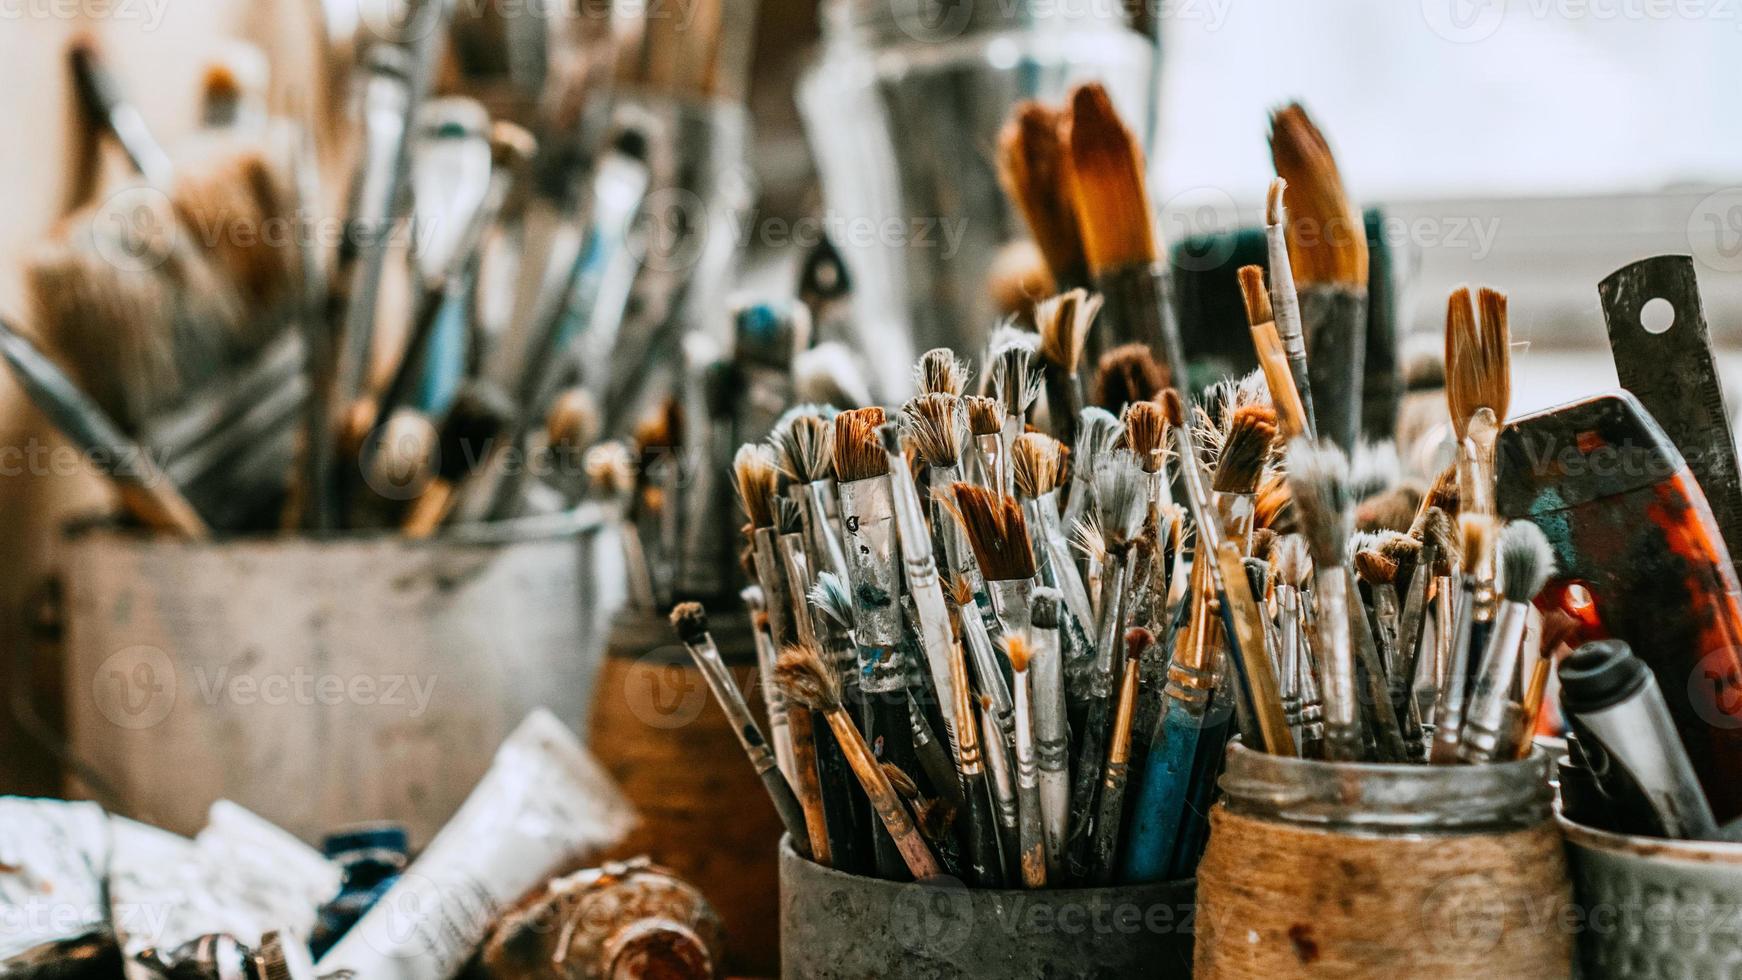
1561, 816, 1742, 978
778, 836, 1196, 978
55, 508, 621, 847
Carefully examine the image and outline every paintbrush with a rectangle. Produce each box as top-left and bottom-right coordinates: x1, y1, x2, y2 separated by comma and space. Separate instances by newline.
1212, 403, 1278, 553
1088, 628, 1150, 882
403, 381, 514, 537
670, 603, 812, 857
1029, 588, 1071, 879
1091, 344, 1168, 414
745, 593, 798, 791
908, 693, 967, 816
1035, 290, 1099, 447
1288, 438, 1362, 760
1239, 265, 1312, 442
1263, 179, 1315, 434
1005, 635, 1048, 887
904, 393, 984, 595
778, 644, 941, 880
587, 441, 657, 611
1013, 433, 1096, 655
953, 483, 1039, 642
916, 347, 971, 398
1270, 104, 1367, 450
965, 395, 1008, 495
1429, 513, 1496, 764
771, 407, 852, 585
1063, 406, 1122, 534
1446, 286, 1512, 624
799, 571, 873, 870
68, 35, 173, 186
998, 101, 1088, 294
1459, 521, 1556, 763
978, 691, 1021, 883
1377, 530, 1429, 758
1064, 83, 1186, 379
0, 319, 208, 538
1123, 399, 1174, 518
945, 603, 1006, 887
989, 337, 1042, 496
1270, 535, 1313, 750
736, 448, 799, 774
1347, 543, 1410, 762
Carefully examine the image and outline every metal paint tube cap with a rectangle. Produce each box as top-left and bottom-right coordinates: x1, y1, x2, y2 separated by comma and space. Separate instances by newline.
1559, 639, 1650, 714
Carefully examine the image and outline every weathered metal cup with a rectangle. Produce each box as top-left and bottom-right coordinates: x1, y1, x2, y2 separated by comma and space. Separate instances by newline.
1562, 814, 1742, 978
778, 836, 1196, 978
55, 509, 617, 846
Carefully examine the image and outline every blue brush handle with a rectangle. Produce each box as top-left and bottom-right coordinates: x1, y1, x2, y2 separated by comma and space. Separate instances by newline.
1120, 698, 1204, 882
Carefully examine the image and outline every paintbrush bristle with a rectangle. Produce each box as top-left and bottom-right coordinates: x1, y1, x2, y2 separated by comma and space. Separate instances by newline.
1347, 441, 1402, 502
1420, 464, 1461, 520
1353, 549, 1398, 587
1035, 289, 1100, 375
1445, 285, 1512, 434
1378, 530, 1421, 586
795, 342, 872, 410
903, 393, 966, 468
988, 239, 1055, 322
1212, 403, 1278, 495
831, 407, 888, 483
669, 601, 710, 646
771, 412, 835, 484
1004, 633, 1033, 673
1012, 432, 1064, 499
965, 395, 1005, 436
1064, 83, 1156, 273
1458, 513, 1495, 575
1158, 387, 1186, 429
877, 421, 904, 459
776, 497, 804, 536
990, 338, 1042, 418
1251, 527, 1278, 562
732, 443, 779, 529
916, 347, 970, 397
776, 643, 841, 711
1272, 534, 1312, 589
1266, 177, 1287, 228
810, 571, 856, 631
1091, 343, 1167, 410
952, 483, 1038, 582
1237, 264, 1274, 327
584, 442, 635, 497
948, 573, 976, 608
1255, 470, 1295, 533
1125, 627, 1153, 662
1093, 449, 1145, 544
998, 101, 1087, 285
1031, 586, 1061, 630
1120, 401, 1167, 473
1269, 103, 1367, 286
1356, 484, 1423, 534
1420, 507, 1458, 571
883, 762, 920, 800
1498, 520, 1556, 604
1286, 438, 1353, 567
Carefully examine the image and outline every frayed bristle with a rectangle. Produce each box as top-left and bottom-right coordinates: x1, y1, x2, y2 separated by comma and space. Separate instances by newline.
1074, 406, 1123, 463
1252, 527, 1278, 562
1212, 403, 1278, 495
1125, 627, 1152, 661
965, 395, 1006, 436
1272, 534, 1312, 588
1093, 449, 1145, 544
776, 497, 804, 536
1269, 103, 1367, 286
669, 601, 710, 646
952, 483, 1038, 582
990, 339, 1042, 417
810, 572, 856, 631
916, 347, 970, 397
771, 413, 835, 484
1237, 264, 1273, 327
1035, 289, 1100, 374
1348, 442, 1402, 502
1256, 470, 1295, 533
1158, 387, 1186, 429
1012, 432, 1064, 499
998, 101, 1087, 285
1285, 438, 1353, 567
949, 574, 976, 608
1004, 634, 1033, 672
1420, 464, 1460, 519
1498, 520, 1556, 604
1458, 513, 1495, 574
1065, 83, 1156, 273
1353, 549, 1398, 587
1356, 484, 1423, 534
1420, 507, 1458, 572
1032, 587, 1061, 629
1072, 519, 1107, 564
903, 393, 966, 468
776, 643, 841, 711
1266, 177, 1287, 228
584, 442, 636, 496
1445, 285, 1512, 435
831, 407, 889, 483
732, 443, 779, 529
883, 763, 920, 800
1120, 401, 1167, 473
1378, 531, 1421, 586
1091, 343, 1167, 411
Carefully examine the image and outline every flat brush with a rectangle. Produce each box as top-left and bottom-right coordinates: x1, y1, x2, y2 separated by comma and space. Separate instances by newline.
772, 408, 852, 586
1013, 433, 1096, 654
1240, 265, 1312, 442
954, 483, 1039, 642
778, 644, 941, 880
990, 338, 1042, 495
1065, 83, 1186, 379
1288, 438, 1362, 760
0, 319, 207, 538
1459, 521, 1555, 763
671, 604, 811, 857
1446, 285, 1512, 621
904, 393, 984, 598
1430, 513, 1495, 764
965, 395, 1006, 495
999, 101, 1088, 293
1270, 104, 1367, 450
69, 36, 173, 186
1124, 399, 1174, 519
1263, 179, 1316, 435
1036, 290, 1099, 447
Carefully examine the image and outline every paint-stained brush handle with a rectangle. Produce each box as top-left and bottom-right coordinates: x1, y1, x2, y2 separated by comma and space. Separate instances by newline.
1499, 390, 1742, 822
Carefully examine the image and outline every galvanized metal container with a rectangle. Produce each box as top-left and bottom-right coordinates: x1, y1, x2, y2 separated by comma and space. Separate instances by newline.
57, 508, 620, 847
1562, 815, 1742, 978
778, 836, 1196, 978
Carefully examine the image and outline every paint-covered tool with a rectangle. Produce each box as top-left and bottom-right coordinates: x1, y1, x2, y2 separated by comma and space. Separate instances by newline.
1497, 390, 1742, 822
1600, 254, 1742, 583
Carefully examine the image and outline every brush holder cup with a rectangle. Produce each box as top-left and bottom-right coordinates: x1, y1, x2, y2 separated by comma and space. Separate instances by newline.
1194, 743, 1574, 979
1561, 815, 1742, 978
590, 606, 783, 977
777, 836, 1196, 978
798, 0, 1157, 399
52, 511, 616, 846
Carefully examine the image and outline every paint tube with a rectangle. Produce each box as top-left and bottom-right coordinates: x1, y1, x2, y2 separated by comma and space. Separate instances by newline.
315, 709, 637, 980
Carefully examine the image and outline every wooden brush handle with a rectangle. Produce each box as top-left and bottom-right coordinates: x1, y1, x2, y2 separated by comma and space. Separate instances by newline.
401, 479, 455, 538
785, 707, 833, 867
823, 710, 940, 881
117, 480, 209, 540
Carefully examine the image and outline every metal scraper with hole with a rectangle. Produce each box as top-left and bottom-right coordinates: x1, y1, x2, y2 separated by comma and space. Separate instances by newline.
1600, 254, 1742, 580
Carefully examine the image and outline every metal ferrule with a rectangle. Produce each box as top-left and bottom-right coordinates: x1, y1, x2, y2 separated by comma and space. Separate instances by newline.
988, 577, 1034, 649
1430, 578, 1479, 764
749, 611, 797, 784
1148, 466, 1175, 518
960, 601, 1015, 723
1213, 491, 1256, 554
1088, 554, 1129, 698
1277, 585, 1304, 734
778, 532, 820, 647
975, 433, 1005, 495
836, 476, 905, 660
802, 480, 854, 585
1314, 569, 1362, 761
1264, 209, 1315, 435
686, 638, 776, 772
1094, 262, 1185, 383
886, 448, 963, 761
753, 530, 795, 646
1028, 496, 1096, 656
1459, 598, 1532, 764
